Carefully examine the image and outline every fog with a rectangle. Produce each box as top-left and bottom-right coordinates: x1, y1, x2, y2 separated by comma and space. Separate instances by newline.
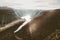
15, 9, 43, 19
0, 0, 60, 10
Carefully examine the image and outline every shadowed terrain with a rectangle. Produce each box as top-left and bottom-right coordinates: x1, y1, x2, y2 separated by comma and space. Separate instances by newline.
0, 7, 60, 40
15, 9, 60, 40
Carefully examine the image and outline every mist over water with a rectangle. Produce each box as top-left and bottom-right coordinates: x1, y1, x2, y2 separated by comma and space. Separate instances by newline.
14, 9, 43, 33
15, 9, 43, 19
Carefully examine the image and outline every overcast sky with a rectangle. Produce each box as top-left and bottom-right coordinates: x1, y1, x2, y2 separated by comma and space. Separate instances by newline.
0, 0, 60, 10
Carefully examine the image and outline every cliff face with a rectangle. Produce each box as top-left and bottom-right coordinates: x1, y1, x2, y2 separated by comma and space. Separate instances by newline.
0, 9, 60, 40
0, 7, 18, 27
15, 9, 60, 40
